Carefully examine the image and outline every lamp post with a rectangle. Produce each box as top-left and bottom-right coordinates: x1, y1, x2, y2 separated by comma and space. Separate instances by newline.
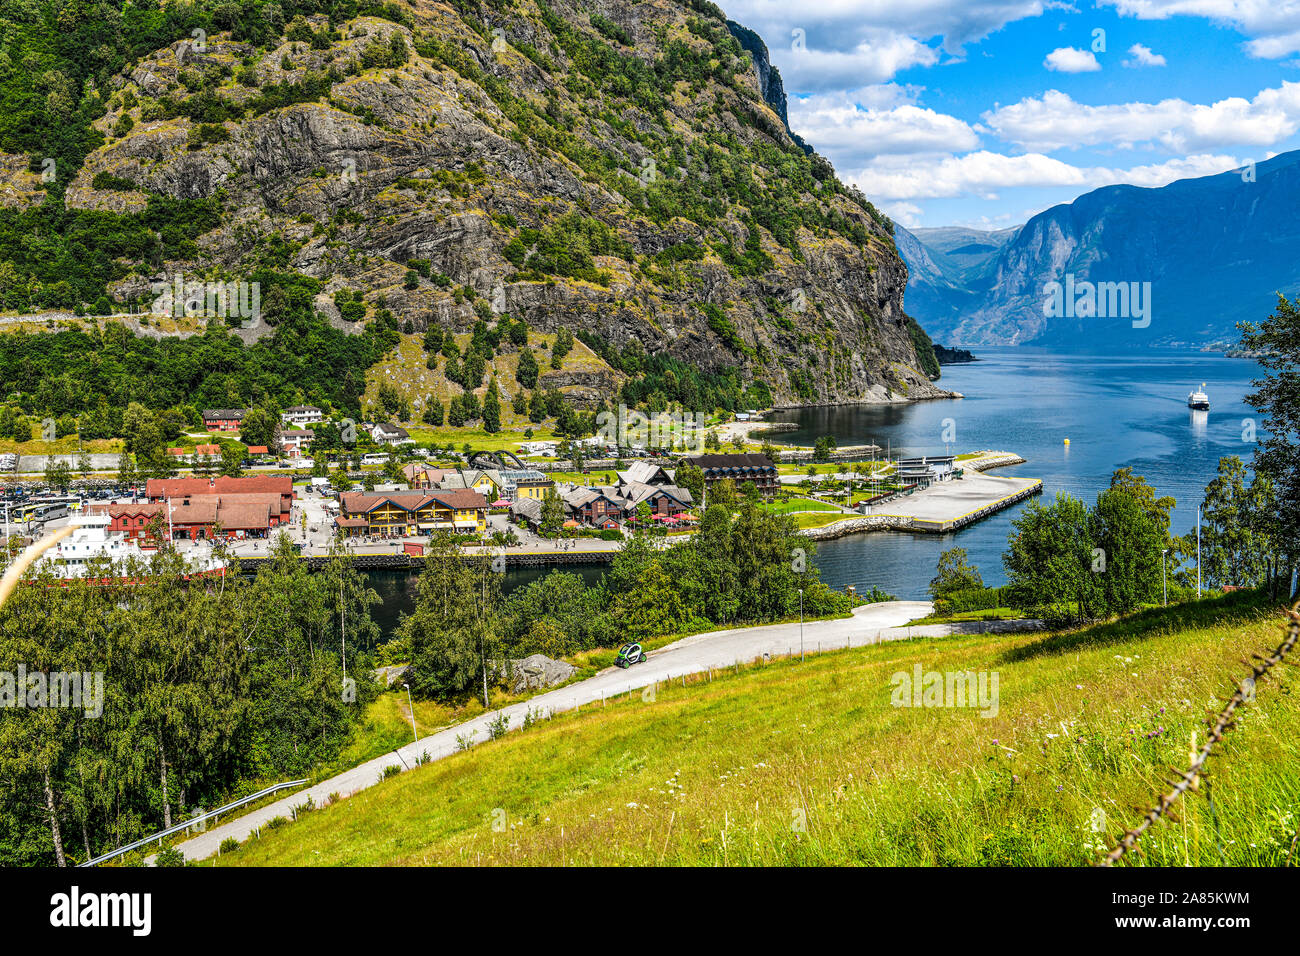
402, 683, 418, 742
798, 587, 804, 662
1160, 548, 1168, 606
1196, 505, 1202, 598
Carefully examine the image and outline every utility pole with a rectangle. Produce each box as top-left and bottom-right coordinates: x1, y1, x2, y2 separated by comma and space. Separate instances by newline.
798, 588, 804, 662
402, 683, 417, 742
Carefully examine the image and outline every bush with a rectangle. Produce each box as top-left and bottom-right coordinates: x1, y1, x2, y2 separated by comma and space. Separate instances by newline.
219, 836, 240, 853
934, 585, 1006, 615
154, 846, 186, 867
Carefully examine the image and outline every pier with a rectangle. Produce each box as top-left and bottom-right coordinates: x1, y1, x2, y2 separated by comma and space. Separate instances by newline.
803, 472, 1043, 539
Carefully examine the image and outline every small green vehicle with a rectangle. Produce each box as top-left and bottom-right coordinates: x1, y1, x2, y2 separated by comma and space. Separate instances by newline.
615, 641, 647, 668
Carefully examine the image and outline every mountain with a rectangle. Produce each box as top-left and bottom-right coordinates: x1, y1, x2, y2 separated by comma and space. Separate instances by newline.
0, 0, 944, 409
896, 152, 1300, 348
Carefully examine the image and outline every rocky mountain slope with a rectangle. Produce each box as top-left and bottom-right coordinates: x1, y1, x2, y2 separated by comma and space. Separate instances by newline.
897, 152, 1300, 348
9, 0, 944, 408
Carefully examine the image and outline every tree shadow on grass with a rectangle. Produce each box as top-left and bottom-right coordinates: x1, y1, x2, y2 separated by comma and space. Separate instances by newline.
997, 588, 1283, 665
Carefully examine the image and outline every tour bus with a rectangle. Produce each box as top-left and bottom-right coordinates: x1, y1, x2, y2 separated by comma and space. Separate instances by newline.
360, 453, 388, 466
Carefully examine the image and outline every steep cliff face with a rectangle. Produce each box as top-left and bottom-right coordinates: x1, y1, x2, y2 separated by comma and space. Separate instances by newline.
724, 19, 811, 155
60, 0, 938, 405
898, 151, 1300, 348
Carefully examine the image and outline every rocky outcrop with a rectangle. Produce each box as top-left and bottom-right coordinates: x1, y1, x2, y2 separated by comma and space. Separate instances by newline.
63, 1, 939, 406
499, 654, 576, 694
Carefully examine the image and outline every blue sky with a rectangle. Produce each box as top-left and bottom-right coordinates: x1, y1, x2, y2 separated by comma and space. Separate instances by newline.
723, 1, 1300, 229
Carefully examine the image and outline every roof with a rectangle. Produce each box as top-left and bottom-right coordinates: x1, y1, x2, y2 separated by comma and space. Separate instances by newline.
194, 444, 219, 456
246, 445, 269, 454
686, 453, 776, 471
281, 430, 315, 439
510, 497, 543, 521
217, 501, 271, 529
202, 408, 244, 420
622, 482, 693, 508
339, 490, 488, 514
283, 405, 321, 413
146, 475, 294, 504
618, 461, 673, 485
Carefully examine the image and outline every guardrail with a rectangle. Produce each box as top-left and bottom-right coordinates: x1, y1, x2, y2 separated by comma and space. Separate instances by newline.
78, 778, 309, 867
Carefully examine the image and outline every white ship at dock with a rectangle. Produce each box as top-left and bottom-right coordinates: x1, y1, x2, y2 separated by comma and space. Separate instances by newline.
29, 515, 227, 582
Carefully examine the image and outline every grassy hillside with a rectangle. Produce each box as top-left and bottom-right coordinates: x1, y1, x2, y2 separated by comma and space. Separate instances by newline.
361, 329, 617, 426
215, 592, 1299, 866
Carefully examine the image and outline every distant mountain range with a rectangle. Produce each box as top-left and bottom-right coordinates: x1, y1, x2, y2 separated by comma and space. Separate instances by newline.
896, 150, 1300, 348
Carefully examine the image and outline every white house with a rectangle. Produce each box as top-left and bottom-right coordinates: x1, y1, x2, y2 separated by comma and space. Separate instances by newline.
369, 423, 412, 445
281, 405, 324, 426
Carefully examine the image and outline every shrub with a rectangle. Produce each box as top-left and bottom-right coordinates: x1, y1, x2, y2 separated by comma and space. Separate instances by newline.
154, 846, 186, 867
219, 836, 240, 853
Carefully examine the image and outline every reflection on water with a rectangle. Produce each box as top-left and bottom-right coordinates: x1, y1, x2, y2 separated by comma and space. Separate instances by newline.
364, 564, 607, 640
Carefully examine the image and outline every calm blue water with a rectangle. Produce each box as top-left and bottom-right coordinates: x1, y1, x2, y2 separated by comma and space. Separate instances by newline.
771, 348, 1264, 600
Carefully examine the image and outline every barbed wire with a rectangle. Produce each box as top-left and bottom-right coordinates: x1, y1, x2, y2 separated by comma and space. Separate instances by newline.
1100, 599, 1300, 866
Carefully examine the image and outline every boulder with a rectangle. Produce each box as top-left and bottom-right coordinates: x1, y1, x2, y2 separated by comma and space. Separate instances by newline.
499, 654, 576, 694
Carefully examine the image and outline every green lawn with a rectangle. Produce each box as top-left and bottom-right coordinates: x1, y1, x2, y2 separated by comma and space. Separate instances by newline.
763, 497, 841, 514
210, 590, 1289, 868
215, 591, 1298, 866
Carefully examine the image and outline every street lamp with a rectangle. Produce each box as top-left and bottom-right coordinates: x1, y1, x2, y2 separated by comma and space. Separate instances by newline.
1160, 548, 1168, 606
798, 587, 804, 662
402, 683, 418, 742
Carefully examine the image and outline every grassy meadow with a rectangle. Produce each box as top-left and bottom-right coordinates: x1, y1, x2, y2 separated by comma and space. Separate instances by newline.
214, 591, 1298, 866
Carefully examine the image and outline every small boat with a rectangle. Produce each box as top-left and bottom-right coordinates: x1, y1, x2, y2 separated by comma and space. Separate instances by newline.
1187, 384, 1210, 410
30, 515, 227, 583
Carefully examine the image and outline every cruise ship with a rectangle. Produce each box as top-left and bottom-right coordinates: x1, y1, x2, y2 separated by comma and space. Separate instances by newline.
1187, 383, 1210, 410
29, 515, 228, 582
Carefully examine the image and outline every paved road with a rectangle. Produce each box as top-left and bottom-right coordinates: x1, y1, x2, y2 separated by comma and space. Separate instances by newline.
166, 600, 970, 862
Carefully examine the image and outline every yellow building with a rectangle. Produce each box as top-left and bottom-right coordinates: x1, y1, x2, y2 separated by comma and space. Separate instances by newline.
337, 491, 488, 536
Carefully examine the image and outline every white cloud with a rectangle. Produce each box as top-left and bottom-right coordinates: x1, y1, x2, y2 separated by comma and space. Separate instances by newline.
1123, 43, 1167, 67
1101, 1, 1300, 59
1044, 47, 1102, 72
788, 91, 980, 167
882, 200, 924, 227
848, 150, 1242, 200
782, 31, 940, 89
723, 0, 1054, 87
982, 83, 1300, 151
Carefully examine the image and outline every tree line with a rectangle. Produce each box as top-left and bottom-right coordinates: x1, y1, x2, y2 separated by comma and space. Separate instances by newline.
0, 538, 380, 866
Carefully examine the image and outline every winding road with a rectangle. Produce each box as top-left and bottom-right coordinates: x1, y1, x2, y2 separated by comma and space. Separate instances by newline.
165, 600, 1037, 862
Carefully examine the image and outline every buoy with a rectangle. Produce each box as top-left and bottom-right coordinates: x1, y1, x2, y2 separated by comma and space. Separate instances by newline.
1063, 438, 1070, 445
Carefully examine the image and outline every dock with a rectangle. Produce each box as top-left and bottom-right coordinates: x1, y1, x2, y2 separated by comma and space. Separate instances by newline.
803, 471, 1043, 539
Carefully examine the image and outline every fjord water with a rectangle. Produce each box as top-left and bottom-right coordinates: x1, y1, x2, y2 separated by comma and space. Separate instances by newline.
769, 347, 1265, 600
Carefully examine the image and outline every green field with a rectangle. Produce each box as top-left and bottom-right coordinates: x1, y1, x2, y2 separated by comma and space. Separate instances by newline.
763, 497, 841, 514
213, 592, 1299, 866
